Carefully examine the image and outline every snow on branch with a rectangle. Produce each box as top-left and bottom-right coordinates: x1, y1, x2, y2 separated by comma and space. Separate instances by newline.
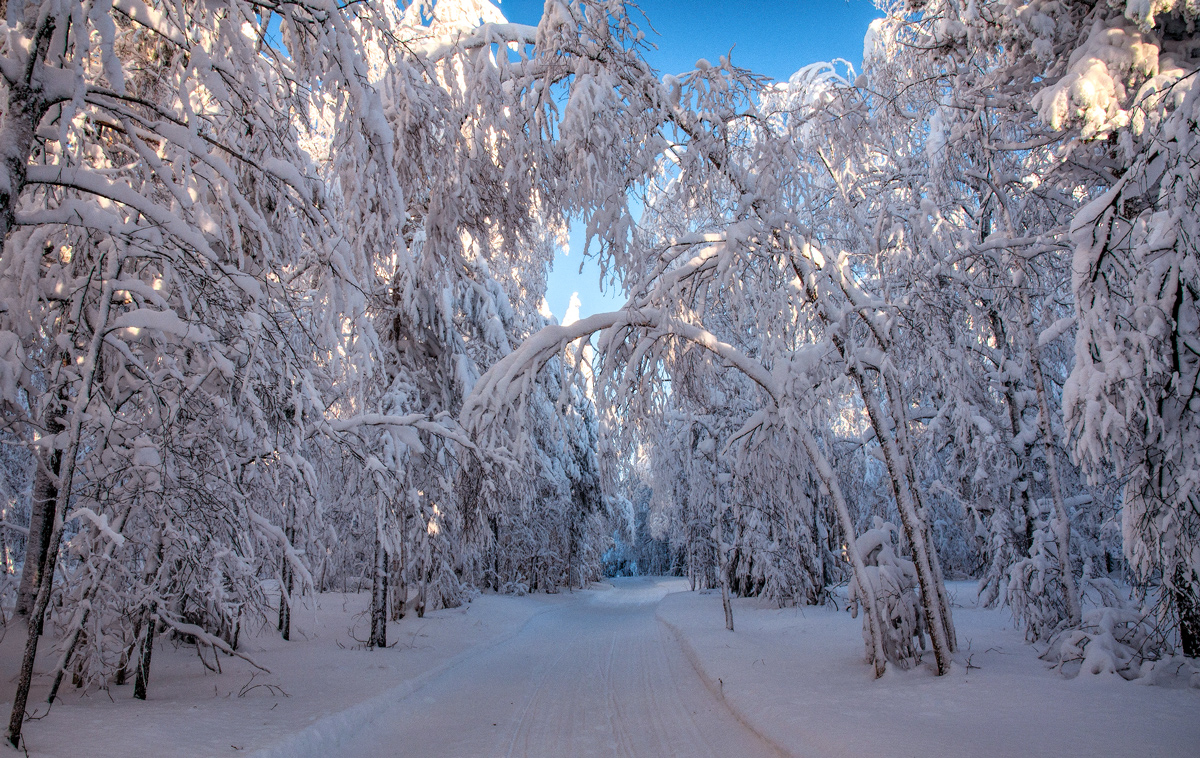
465, 305, 783, 439
66, 507, 126, 547
326, 413, 478, 455
409, 22, 540, 62
249, 511, 315, 595
160, 616, 270, 673
111, 0, 188, 48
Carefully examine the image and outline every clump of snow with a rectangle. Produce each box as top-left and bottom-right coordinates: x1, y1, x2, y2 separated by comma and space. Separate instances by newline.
1032, 20, 1160, 139
1046, 605, 1199, 684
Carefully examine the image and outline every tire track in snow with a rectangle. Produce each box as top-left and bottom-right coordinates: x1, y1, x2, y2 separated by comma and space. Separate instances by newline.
337, 577, 784, 758
656, 611, 794, 758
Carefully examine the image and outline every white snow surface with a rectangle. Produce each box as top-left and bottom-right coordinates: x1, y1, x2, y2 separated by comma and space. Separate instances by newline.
0, 591, 569, 757
336, 577, 780, 758
4, 579, 1196, 757
658, 581, 1199, 758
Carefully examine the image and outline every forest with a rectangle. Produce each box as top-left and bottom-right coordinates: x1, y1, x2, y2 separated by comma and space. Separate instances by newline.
0, 0, 1197, 752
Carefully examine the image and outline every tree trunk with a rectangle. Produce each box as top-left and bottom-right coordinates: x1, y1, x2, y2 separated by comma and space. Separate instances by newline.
719, 560, 734, 632
799, 429, 888, 678
278, 500, 294, 641
7, 524, 60, 746
278, 556, 292, 641
844, 358, 955, 674
785, 245, 955, 673
15, 451, 59, 618
688, 546, 696, 591
714, 456, 734, 631
7, 250, 117, 747
490, 516, 500, 592
990, 310, 1038, 563
115, 623, 139, 686
48, 508, 129, 702
132, 605, 157, 701
1021, 289, 1082, 628
566, 522, 575, 592
416, 531, 430, 619
0, 14, 59, 245
389, 552, 405, 622
129, 526, 167, 701
1174, 563, 1200, 658
369, 527, 387, 648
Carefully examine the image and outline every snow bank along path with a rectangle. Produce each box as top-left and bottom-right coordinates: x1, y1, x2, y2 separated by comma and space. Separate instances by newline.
336, 577, 783, 758
658, 581, 1200, 758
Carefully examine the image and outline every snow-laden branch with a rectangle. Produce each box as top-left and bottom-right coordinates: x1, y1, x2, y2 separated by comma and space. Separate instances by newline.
160, 616, 270, 673
249, 511, 315, 596
327, 412, 478, 455
464, 305, 782, 437
408, 22, 540, 62
23, 165, 265, 300
67, 507, 125, 547
111, 0, 187, 48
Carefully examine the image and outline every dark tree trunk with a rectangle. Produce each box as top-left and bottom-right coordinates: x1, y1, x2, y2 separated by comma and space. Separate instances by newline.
116, 622, 140, 686
48, 608, 88, 703
390, 511, 407, 621
16, 450, 60, 618
278, 508, 294, 641
277, 557, 292, 641
416, 536, 430, 619
129, 528, 166, 700
566, 524, 574, 592
389, 552, 405, 622
2, 51, 63, 749
1174, 563, 1200, 658
489, 516, 500, 591
8, 492, 68, 747
133, 605, 157, 701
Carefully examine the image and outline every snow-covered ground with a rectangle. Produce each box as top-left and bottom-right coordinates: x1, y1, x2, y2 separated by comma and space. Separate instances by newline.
0, 591, 571, 757
2, 579, 1195, 757
658, 580, 1200, 758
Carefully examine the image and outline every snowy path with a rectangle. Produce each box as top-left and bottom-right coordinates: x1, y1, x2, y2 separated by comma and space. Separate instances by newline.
338, 578, 783, 758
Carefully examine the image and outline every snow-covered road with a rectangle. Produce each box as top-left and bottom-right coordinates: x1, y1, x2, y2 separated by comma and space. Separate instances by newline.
339, 578, 784, 758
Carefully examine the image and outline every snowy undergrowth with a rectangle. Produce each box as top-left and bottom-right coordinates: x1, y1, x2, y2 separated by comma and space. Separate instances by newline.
1047, 605, 1200, 685
658, 581, 1199, 758
0, 590, 571, 758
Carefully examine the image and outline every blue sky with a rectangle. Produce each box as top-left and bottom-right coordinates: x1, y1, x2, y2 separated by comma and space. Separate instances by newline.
492, 1, 883, 322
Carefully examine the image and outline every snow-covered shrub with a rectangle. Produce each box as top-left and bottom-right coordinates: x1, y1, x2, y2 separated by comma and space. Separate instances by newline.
1049, 607, 1159, 680
1046, 585, 1200, 686
500, 581, 529, 597
849, 520, 925, 668
1007, 505, 1076, 642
